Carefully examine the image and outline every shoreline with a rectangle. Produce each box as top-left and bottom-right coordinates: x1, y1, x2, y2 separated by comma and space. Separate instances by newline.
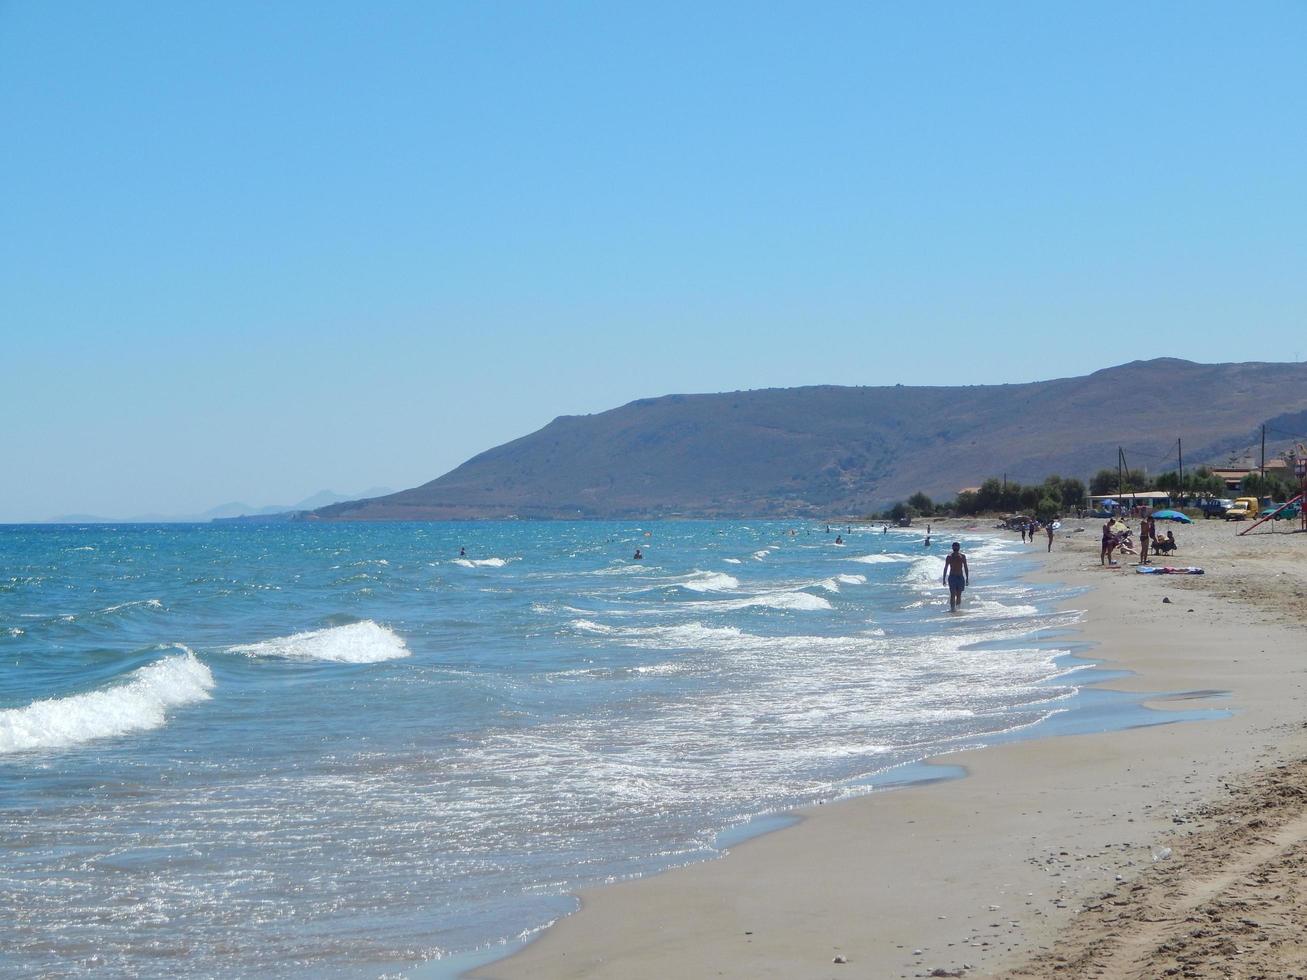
466, 518, 1307, 979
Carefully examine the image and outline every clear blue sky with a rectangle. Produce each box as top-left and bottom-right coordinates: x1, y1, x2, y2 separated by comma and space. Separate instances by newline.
3, 2, 1305, 520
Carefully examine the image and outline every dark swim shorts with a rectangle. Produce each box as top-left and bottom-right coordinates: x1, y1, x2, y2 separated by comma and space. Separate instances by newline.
948, 573, 966, 591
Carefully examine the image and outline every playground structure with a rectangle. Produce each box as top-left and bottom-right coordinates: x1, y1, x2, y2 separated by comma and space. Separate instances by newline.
1238, 443, 1307, 536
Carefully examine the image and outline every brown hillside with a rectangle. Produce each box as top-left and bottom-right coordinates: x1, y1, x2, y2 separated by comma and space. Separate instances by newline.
311, 359, 1307, 520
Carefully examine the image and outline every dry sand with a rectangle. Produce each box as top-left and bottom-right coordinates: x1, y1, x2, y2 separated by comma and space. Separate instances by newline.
471, 517, 1307, 980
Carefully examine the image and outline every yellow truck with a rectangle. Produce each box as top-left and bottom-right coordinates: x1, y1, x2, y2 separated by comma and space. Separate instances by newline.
1224, 496, 1261, 521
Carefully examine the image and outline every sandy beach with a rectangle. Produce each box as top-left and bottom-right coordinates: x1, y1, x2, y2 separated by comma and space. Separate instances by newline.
472, 517, 1307, 979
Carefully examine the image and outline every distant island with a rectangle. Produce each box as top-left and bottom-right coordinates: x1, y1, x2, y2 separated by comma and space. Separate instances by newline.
49, 488, 394, 524
305, 359, 1307, 521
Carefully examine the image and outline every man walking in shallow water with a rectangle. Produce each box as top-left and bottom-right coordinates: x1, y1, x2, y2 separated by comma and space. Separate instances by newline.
942, 541, 970, 612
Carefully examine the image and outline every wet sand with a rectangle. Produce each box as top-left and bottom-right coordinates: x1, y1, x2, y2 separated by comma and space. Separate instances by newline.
472, 517, 1307, 979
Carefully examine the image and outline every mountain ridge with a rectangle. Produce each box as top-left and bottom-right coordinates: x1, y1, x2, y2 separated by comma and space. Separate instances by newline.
310, 359, 1307, 520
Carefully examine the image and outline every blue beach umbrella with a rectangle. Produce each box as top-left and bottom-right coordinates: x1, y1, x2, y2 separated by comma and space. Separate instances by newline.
1151, 509, 1193, 523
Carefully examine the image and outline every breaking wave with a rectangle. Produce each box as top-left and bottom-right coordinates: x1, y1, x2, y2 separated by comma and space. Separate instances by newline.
230, 621, 410, 663
699, 591, 833, 612
452, 557, 510, 568
0, 649, 214, 754
677, 572, 740, 593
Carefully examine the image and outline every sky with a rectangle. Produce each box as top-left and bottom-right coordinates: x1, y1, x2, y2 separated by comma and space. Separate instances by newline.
3, 2, 1305, 521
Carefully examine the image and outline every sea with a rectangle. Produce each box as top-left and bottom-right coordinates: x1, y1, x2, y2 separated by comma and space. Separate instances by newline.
0, 520, 1216, 978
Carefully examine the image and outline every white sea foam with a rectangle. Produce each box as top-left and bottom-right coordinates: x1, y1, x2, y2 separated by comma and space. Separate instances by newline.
99, 599, 164, 615
849, 553, 909, 564
230, 621, 410, 663
678, 572, 740, 593
700, 591, 833, 612
722, 558, 743, 564
752, 550, 771, 561
571, 619, 615, 635
0, 650, 214, 754
644, 622, 747, 646
452, 557, 510, 568
836, 574, 867, 585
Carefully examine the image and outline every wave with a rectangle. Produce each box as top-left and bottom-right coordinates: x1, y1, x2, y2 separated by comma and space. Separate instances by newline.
229, 621, 410, 663
99, 598, 164, 615
642, 622, 746, 646
752, 550, 771, 561
452, 557, 510, 568
678, 572, 740, 593
849, 553, 909, 564
0, 649, 214, 754
701, 591, 833, 612
722, 558, 743, 564
815, 573, 866, 592
571, 619, 615, 635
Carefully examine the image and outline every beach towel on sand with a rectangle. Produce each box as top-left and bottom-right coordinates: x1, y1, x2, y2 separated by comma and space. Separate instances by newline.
1136, 566, 1204, 575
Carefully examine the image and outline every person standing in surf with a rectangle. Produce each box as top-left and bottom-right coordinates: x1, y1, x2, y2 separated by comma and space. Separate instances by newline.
942, 541, 970, 612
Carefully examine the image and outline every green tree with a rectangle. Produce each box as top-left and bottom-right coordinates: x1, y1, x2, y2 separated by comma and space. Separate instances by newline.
975, 478, 1004, 512
1036, 495, 1061, 522
1089, 468, 1147, 495
954, 491, 979, 516
1241, 473, 1290, 500
888, 501, 916, 522
1058, 478, 1086, 509
907, 492, 934, 516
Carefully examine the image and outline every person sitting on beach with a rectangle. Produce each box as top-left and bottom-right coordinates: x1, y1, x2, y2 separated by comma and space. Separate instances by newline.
1154, 530, 1178, 555
942, 542, 970, 612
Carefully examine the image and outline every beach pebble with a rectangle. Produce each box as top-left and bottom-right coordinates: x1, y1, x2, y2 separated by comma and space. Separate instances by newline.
832, 954, 847, 964
1162, 596, 1172, 603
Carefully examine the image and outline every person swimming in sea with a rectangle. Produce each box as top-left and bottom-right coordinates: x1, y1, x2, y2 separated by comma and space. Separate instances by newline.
834, 534, 843, 544
633, 548, 643, 560
459, 546, 466, 557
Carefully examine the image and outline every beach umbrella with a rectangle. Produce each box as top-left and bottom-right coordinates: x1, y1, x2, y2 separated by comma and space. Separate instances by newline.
1151, 509, 1193, 523
1099, 499, 1119, 508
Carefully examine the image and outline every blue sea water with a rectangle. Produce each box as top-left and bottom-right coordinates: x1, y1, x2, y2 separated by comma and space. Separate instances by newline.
0, 521, 1177, 977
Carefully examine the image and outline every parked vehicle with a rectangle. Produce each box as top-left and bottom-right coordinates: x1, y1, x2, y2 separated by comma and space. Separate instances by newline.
1200, 498, 1234, 519
1223, 497, 1260, 521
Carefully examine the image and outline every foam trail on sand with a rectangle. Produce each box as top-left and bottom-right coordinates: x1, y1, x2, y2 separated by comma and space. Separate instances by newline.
230, 620, 410, 663
0, 649, 214, 754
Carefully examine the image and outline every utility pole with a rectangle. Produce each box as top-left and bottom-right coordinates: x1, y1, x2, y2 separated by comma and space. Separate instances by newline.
1118, 447, 1124, 501
1178, 437, 1184, 492
1261, 425, 1266, 478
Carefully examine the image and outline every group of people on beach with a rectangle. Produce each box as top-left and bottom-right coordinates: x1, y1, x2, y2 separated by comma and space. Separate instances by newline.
1012, 518, 1055, 552
1100, 513, 1178, 566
